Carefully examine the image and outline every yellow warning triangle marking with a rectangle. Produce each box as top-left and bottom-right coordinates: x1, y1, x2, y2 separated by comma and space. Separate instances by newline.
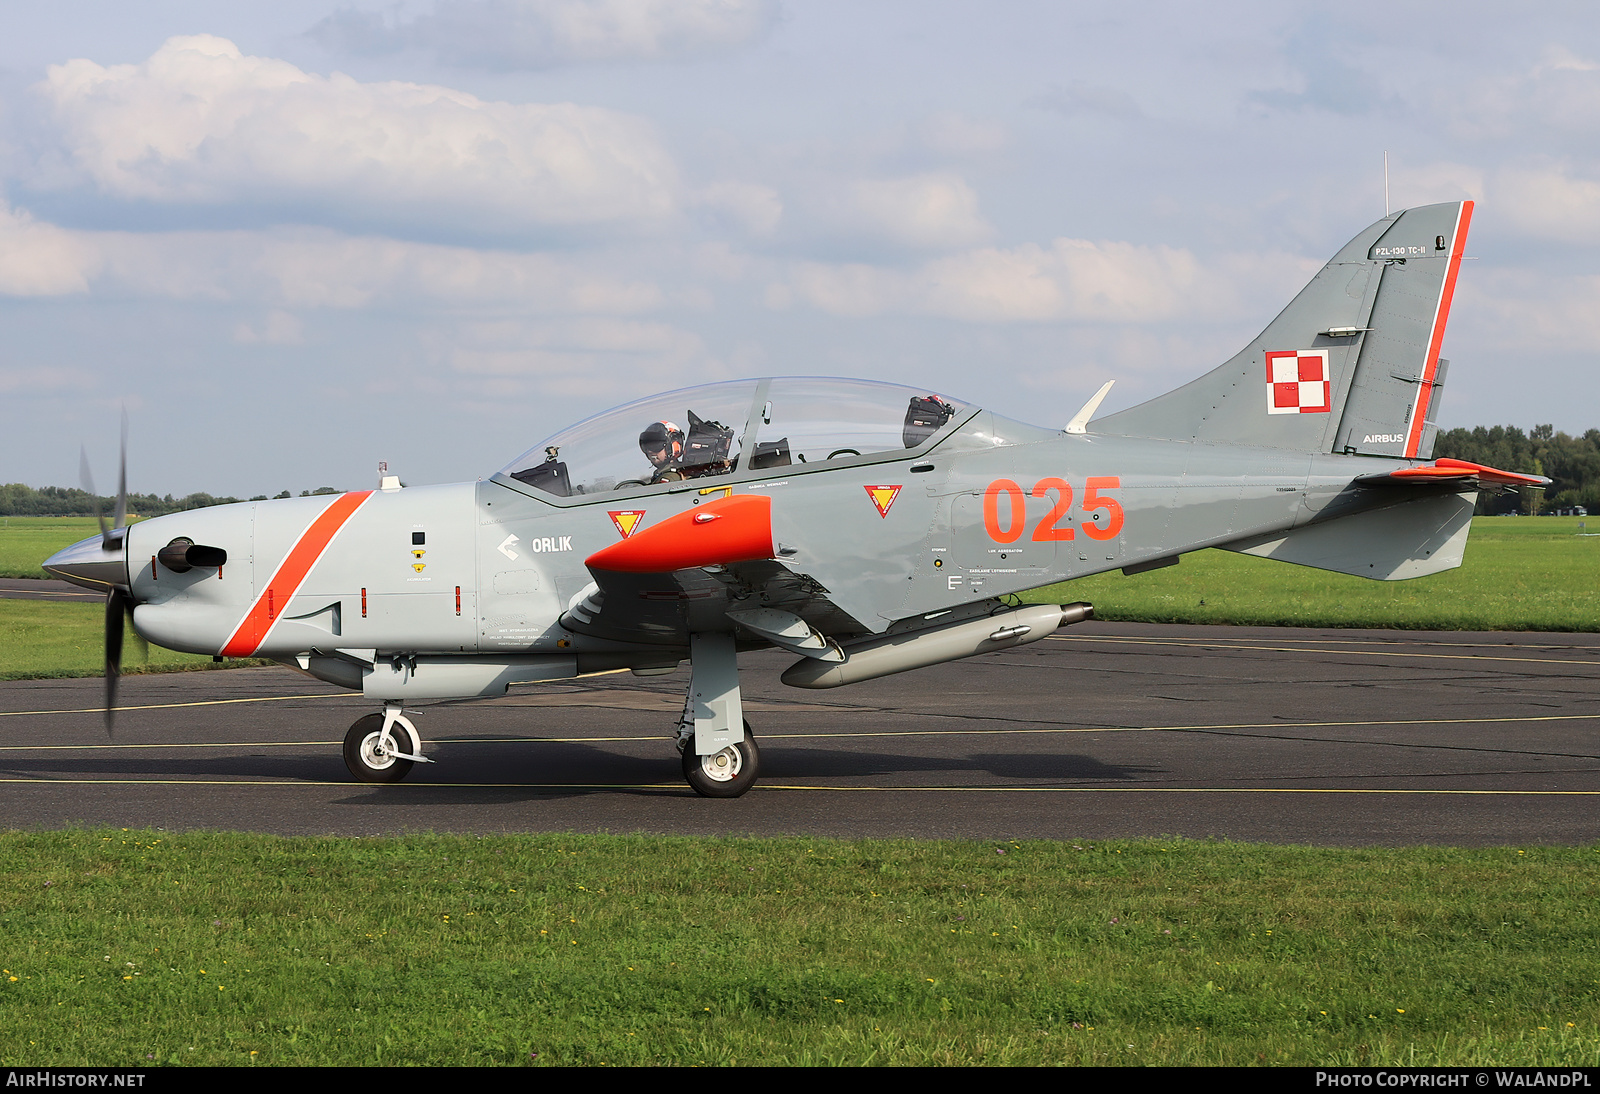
608, 510, 646, 538
865, 485, 902, 517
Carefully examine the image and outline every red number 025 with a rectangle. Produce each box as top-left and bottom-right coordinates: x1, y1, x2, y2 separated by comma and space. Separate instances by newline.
982, 476, 1123, 543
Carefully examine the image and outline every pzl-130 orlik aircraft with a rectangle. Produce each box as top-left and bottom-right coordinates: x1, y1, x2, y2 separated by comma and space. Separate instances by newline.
47, 201, 1546, 797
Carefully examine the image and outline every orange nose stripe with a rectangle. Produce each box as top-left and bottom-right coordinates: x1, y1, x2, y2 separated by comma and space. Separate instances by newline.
221, 491, 373, 657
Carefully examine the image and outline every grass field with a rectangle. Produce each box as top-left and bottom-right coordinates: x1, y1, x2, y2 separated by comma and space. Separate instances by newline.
0, 600, 243, 680
0, 517, 109, 579
1, 831, 1596, 1067
1024, 516, 1600, 631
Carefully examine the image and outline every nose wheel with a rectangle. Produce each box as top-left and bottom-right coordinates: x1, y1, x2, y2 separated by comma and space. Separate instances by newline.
682, 722, 759, 798
343, 708, 426, 783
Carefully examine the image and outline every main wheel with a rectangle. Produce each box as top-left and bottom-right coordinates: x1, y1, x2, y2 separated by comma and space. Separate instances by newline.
682, 721, 759, 798
343, 713, 419, 784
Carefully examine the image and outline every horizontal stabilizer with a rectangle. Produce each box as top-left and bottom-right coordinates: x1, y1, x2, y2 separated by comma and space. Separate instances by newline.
1222, 490, 1475, 581
1358, 457, 1550, 490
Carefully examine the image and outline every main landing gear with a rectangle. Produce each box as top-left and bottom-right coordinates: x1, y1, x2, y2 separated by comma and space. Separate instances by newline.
343, 702, 434, 784
677, 719, 760, 798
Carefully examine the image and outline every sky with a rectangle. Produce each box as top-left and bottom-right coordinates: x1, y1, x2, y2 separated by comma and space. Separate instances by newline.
1, 0, 1596, 497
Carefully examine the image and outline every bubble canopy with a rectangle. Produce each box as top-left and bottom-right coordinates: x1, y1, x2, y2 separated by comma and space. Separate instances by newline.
495, 378, 970, 501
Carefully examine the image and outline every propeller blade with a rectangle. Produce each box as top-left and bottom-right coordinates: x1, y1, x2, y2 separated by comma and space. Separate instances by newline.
80, 445, 110, 545
105, 587, 127, 734
112, 409, 128, 539
127, 597, 148, 666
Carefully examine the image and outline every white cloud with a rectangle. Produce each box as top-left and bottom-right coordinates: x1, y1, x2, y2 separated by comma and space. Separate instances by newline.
695, 180, 783, 236
915, 112, 1008, 157
206, 231, 664, 310
0, 200, 99, 295
1533, 45, 1600, 76
1462, 270, 1600, 355
789, 262, 903, 318
788, 237, 1316, 324
0, 199, 662, 311
37, 35, 680, 236
308, 0, 780, 70
1495, 163, 1600, 243
0, 365, 94, 396
447, 316, 713, 397
1388, 161, 1484, 210
1012, 326, 1247, 402
1447, 45, 1600, 140
234, 310, 304, 345
815, 173, 993, 252
1030, 81, 1144, 121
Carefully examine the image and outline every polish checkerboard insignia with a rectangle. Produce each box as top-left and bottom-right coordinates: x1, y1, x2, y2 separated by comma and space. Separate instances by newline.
1265, 350, 1331, 414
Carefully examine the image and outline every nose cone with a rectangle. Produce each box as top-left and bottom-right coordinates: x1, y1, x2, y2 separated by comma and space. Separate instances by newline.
43, 533, 129, 593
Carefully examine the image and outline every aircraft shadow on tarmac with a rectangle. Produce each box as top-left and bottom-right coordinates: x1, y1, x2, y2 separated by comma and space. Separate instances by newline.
5, 739, 1156, 797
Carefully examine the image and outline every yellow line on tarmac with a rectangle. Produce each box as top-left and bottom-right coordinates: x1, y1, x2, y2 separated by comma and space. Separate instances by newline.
5, 710, 1600, 751
753, 785, 1600, 796
0, 694, 355, 719
0, 777, 684, 790
0, 778, 1595, 797
0, 668, 633, 721
743, 711, 1600, 737
1048, 635, 1600, 668
0, 736, 651, 751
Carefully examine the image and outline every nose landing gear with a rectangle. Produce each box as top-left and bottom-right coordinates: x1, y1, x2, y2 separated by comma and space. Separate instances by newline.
343, 702, 432, 783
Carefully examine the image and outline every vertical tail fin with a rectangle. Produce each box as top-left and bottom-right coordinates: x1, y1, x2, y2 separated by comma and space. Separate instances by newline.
1094, 201, 1473, 458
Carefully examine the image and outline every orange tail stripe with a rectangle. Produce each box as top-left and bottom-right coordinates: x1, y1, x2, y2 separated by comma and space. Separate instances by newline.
1406, 200, 1473, 458
221, 491, 373, 657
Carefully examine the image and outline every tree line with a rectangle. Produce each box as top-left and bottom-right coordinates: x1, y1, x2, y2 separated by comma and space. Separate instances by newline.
1434, 425, 1600, 514
0, 484, 341, 518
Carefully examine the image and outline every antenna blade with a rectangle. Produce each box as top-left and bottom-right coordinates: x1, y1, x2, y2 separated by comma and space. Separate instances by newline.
1065, 380, 1116, 435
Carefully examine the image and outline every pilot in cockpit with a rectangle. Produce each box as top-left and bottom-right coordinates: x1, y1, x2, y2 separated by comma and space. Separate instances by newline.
639, 420, 686, 481
640, 412, 735, 483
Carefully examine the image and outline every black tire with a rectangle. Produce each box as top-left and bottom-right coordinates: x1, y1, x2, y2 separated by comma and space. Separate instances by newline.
343, 713, 419, 784
681, 721, 759, 798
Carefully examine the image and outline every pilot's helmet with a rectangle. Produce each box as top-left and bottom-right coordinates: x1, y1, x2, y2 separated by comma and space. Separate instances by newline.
639, 420, 685, 464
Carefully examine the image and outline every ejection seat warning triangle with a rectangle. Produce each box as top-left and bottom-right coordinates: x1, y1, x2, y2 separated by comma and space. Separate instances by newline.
608, 510, 647, 539
865, 485, 902, 518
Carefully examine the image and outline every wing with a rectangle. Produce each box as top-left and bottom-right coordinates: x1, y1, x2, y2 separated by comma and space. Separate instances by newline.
561, 494, 868, 653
